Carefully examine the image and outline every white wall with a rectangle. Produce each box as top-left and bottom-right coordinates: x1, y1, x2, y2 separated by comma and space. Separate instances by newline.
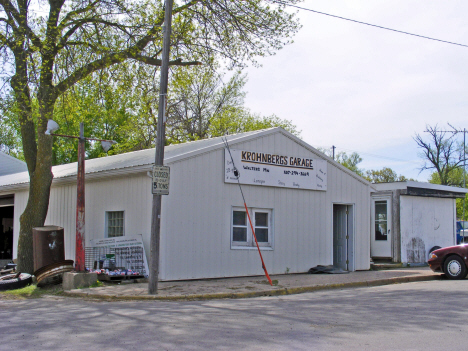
12, 174, 153, 262
11, 131, 371, 280
400, 196, 456, 263
160, 132, 370, 280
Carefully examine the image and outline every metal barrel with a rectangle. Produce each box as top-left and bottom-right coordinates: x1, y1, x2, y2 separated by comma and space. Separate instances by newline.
32, 226, 65, 272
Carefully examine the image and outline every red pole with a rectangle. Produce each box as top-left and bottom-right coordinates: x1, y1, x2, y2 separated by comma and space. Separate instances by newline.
244, 203, 273, 286
75, 122, 86, 271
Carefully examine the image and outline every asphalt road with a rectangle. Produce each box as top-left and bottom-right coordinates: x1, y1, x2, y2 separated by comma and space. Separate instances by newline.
1, 279, 467, 351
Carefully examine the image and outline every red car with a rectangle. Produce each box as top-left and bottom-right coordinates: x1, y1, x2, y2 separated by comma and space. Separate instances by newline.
428, 244, 468, 280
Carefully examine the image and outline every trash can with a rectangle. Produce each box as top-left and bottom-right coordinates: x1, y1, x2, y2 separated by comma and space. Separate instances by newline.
32, 226, 65, 272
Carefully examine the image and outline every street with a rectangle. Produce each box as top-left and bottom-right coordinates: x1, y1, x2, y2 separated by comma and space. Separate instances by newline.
1, 279, 467, 351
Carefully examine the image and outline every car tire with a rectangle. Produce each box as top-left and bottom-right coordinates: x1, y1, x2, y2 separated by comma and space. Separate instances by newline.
444, 255, 467, 280
429, 246, 441, 254
0, 273, 33, 291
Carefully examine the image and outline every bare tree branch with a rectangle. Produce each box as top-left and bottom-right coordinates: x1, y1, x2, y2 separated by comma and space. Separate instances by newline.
414, 124, 465, 185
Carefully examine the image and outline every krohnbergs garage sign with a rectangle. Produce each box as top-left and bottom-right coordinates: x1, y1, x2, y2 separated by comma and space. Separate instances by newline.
225, 149, 327, 191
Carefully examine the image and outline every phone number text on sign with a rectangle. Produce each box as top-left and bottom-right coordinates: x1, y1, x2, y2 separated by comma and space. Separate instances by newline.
225, 149, 327, 191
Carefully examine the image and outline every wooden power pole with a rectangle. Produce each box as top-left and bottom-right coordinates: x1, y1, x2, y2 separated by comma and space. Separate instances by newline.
149, 0, 174, 294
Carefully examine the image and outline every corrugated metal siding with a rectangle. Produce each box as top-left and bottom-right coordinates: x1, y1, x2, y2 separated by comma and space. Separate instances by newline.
10, 130, 370, 279
13, 174, 153, 262
160, 132, 370, 280
400, 196, 455, 263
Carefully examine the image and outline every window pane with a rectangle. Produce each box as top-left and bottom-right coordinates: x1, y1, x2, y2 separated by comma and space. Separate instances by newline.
255, 212, 268, 227
233, 211, 246, 226
233, 227, 247, 242
375, 201, 387, 221
375, 222, 387, 241
107, 211, 124, 238
255, 228, 268, 242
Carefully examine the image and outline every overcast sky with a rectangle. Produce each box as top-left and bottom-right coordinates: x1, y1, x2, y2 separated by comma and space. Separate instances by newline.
243, 0, 468, 182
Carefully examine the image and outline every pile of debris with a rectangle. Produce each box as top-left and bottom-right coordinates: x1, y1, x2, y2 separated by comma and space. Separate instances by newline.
0, 263, 33, 291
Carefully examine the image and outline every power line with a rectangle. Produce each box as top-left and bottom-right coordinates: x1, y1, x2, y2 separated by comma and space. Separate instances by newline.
269, 0, 468, 49
10, 2, 468, 49
316, 145, 417, 163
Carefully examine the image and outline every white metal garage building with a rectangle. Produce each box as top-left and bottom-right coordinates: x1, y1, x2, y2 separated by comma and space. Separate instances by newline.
0, 128, 372, 280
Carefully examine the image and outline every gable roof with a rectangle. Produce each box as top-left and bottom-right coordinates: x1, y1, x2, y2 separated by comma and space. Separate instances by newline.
0, 128, 369, 192
0, 152, 27, 176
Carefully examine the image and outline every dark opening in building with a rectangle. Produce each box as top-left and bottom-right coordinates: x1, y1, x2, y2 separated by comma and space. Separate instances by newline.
0, 196, 14, 260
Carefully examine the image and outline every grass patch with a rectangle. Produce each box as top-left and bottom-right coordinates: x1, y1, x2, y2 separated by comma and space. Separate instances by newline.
0, 284, 63, 300
89, 280, 104, 288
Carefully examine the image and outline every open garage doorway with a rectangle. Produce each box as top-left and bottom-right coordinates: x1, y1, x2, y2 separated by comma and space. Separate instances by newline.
0, 195, 14, 265
333, 204, 355, 271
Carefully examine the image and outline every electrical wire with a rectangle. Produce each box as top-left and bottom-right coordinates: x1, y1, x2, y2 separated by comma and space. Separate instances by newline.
9, 1, 468, 48
269, 0, 468, 49
316, 145, 417, 163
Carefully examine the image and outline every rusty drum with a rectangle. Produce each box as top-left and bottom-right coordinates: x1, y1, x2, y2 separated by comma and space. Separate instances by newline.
32, 226, 65, 272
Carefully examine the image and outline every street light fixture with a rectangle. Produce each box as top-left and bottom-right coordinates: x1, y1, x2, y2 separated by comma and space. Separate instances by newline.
46, 120, 117, 272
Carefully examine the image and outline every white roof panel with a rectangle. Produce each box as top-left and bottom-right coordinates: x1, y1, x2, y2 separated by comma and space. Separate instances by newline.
0, 152, 27, 176
0, 129, 268, 188
373, 180, 468, 194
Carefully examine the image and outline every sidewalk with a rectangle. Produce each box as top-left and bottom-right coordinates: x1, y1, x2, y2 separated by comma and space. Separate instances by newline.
62, 267, 442, 301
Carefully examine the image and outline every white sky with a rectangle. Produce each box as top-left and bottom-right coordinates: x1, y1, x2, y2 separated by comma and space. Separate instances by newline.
243, 0, 468, 181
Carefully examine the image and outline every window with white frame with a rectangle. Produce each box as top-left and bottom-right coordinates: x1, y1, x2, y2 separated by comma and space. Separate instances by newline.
231, 207, 273, 248
106, 211, 125, 238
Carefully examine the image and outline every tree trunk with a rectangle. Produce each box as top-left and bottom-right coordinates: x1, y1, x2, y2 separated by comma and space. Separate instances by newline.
16, 103, 55, 274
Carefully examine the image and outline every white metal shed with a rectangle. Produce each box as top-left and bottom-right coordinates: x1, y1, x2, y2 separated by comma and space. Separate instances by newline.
371, 181, 468, 264
0, 128, 372, 280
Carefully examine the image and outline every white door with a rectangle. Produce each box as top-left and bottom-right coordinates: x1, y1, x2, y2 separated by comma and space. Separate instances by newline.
371, 197, 392, 258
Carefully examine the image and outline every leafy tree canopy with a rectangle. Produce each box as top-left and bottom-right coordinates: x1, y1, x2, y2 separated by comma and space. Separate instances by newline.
0, 0, 302, 273
429, 168, 468, 219
364, 167, 410, 183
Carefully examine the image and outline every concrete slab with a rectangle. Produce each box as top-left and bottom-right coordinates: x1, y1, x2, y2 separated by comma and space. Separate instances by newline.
63, 272, 98, 290
62, 267, 442, 300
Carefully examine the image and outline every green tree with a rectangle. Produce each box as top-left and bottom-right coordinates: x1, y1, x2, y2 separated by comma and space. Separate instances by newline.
0, 96, 23, 158
166, 64, 300, 142
429, 169, 468, 219
414, 125, 465, 185
335, 151, 364, 176
167, 65, 247, 143
2, 62, 301, 163
0, 0, 301, 273
365, 167, 409, 183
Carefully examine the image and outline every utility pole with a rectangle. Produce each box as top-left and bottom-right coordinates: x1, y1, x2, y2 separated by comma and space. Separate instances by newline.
149, 0, 173, 294
447, 125, 467, 222
75, 122, 86, 272
428, 125, 467, 222
46, 120, 116, 271
464, 128, 466, 223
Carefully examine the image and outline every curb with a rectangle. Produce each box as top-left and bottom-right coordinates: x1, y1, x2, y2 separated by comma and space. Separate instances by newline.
62, 273, 442, 301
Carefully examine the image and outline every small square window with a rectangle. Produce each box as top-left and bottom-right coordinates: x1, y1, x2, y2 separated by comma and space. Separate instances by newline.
106, 211, 124, 238
231, 207, 272, 248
